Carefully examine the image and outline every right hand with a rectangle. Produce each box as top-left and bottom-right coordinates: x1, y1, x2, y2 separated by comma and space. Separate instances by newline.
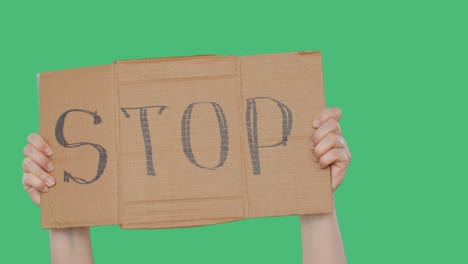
22, 133, 55, 206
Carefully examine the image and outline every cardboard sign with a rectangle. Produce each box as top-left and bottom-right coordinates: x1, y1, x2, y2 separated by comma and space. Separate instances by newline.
39, 51, 333, 229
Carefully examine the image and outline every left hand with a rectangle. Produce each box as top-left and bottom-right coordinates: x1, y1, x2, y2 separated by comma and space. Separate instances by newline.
310, 107, 351, 191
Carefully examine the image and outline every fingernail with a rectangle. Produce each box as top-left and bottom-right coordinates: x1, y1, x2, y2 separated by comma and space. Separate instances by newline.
47, 162, 54, 172
43, 186, 49, 192
313, 119, 320, 128
309, 142, 315, 150
46, 177, 55, 187
312, 153, 318, 161
45, 148, 52, 156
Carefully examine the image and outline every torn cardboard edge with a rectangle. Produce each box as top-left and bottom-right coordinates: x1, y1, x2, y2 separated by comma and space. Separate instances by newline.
39, 51, 333, 229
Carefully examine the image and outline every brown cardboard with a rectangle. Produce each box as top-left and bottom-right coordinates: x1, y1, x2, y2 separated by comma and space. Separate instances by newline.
39, 51, 333, 229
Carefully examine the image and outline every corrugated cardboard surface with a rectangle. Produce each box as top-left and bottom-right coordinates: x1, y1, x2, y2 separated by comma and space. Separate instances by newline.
39, 65, 118, 227
39, 52, 332, 229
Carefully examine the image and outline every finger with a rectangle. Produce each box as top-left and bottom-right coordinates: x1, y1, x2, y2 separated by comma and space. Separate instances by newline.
27, 133, 52, 156
22, 157, 56, 187
310, 118, 342, 148
312, 107, 342, 128
26, 187, 41, 206
313, 133, 347, 160
22, 172, 49, 193
23, 144, 54, 172
318, 148, 351, 169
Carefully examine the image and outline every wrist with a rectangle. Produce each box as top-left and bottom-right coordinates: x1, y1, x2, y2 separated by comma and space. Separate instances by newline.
50, 227, 90, 239
300, 196, 337, 224
49, 227, 93, 264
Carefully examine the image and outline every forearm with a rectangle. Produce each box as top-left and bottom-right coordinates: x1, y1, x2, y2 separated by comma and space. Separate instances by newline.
300, 204, 346, 264
49, 227, 93, 264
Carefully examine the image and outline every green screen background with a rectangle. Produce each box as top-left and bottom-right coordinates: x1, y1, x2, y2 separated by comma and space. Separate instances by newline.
1, 0, 467, 263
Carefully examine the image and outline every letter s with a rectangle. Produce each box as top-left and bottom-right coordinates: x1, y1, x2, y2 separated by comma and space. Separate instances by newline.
55, 109, 107, 184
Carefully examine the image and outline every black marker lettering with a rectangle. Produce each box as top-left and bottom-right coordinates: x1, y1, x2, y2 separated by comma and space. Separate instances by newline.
245, 97, 293, 175
55, 109, 107, 184
181, 102, 229, 170
121, 105, 168, 176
